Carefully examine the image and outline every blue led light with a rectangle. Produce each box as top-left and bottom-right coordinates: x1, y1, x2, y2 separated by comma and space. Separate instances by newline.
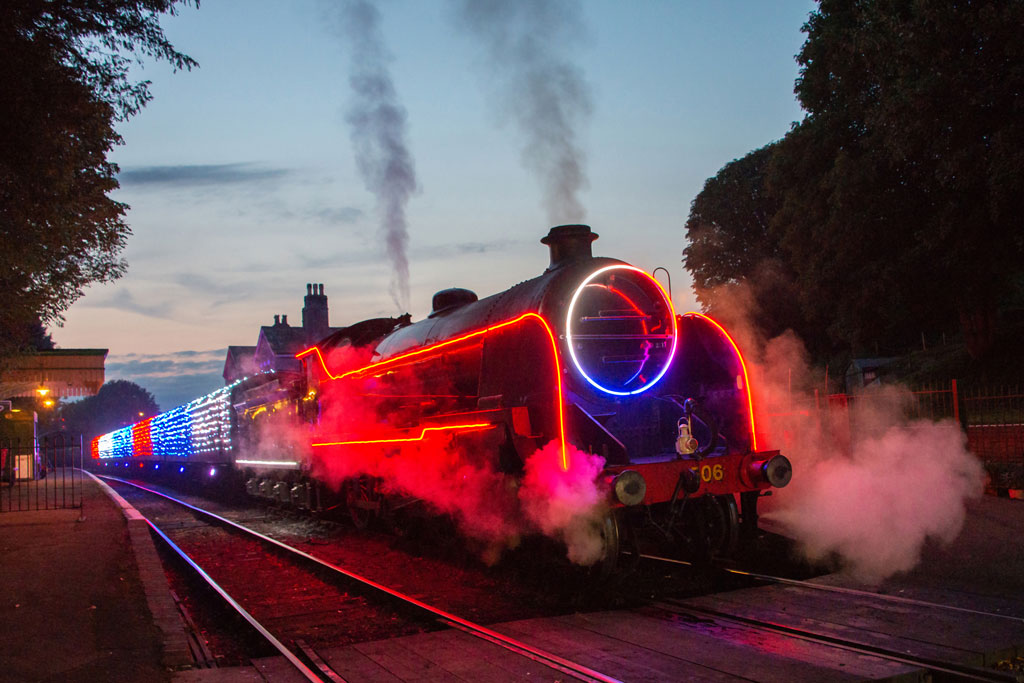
93, 379, 245, 460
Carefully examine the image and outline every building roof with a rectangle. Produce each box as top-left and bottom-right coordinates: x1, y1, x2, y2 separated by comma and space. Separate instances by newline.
222, 345, 258, 384
0, 349, 108, 398
259, 325, 310, 357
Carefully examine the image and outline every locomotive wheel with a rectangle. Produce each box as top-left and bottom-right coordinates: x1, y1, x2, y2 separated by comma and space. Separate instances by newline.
680, 494, 739, 561
346, 476, 382, 530
594, 509, 623, 578
706, 494, 740, 559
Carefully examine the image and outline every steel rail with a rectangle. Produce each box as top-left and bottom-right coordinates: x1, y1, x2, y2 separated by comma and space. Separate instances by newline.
657, 600, 1020, 683
91, 473, 324, 680
144, 514, 325, 682
103, 476, 622, 683
634, 551, 1024, 624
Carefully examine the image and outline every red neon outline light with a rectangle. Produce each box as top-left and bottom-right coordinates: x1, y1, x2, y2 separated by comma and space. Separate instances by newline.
313, 422, 492, 447
682, 312, 758, 451
297, 312, 570, 470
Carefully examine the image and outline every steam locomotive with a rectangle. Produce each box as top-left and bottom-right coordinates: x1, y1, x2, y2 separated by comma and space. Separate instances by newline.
92, 225, 791, 567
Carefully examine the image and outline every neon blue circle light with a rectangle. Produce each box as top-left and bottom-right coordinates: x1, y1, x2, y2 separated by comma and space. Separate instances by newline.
565, 264, 677, 396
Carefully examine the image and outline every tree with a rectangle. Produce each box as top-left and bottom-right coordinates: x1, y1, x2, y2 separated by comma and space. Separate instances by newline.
0, 1, 198, 358
58, 379, 159, 439
783, 0, 1024, 357
683, 144, 813, 349
684, 1, 1024, 359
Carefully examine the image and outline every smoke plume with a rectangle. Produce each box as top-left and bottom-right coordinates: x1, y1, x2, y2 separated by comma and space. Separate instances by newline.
340, 0, 417, 312
303, 345, 609, 565
454, 0, 592, 224
709, 284, 986, 583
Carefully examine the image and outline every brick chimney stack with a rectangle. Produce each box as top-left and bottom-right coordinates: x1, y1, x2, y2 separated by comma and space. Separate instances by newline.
302, 283, 329, 342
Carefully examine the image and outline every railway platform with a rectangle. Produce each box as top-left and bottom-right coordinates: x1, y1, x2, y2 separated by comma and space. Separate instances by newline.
0, 474, 179, 682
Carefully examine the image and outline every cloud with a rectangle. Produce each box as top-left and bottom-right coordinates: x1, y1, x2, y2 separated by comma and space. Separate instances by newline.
309, 206, 364, 224
140, 372, 226, 413
105, 348, 227, 411
416, 239, 521, 257
294, 246, 380, 269
118, 163, 290, 187
169, 272, 222, 293
82, 289, 176, 319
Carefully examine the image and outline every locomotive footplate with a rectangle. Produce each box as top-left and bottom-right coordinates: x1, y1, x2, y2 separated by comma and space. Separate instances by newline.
603, 450, 790, 507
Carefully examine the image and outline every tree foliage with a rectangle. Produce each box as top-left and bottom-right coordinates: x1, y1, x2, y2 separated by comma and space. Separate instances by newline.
0, 1, 198, 357
684, 0, 1024, 358
58, 379, 159, 439
683, 144, 810, 348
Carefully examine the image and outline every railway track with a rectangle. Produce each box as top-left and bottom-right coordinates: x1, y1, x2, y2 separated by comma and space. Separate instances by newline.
97, 476, 1024, 681
98, 475, 623, 683
639, 550, 1024, 624
638, 551, 1024, 682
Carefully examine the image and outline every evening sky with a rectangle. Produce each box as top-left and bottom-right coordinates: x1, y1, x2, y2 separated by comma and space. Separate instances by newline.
54, 0, 816, 409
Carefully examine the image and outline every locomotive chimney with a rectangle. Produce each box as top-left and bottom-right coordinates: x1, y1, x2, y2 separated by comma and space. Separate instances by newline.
541, 224, 598, 271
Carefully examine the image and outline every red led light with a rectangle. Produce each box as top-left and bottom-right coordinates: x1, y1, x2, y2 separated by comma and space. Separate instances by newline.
90, 436, 100, 459
131, 418, 153, 458
682, 312, 758, 451
298, 312, 570, 470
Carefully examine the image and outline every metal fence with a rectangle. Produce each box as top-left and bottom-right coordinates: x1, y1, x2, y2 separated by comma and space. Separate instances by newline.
0, 435, 85, 512
961, 385, 1024, 466
762, 381, 1024, 466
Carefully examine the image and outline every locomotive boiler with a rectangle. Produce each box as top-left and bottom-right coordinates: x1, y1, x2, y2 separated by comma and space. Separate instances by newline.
92, 224, 791, 567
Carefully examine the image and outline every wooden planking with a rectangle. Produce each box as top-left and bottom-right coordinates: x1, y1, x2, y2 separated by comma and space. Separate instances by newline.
318, 645, 406, 682
320, 628, 579, 683
682, 584, 1024, 665
171, 666, 265, 682
811, 574, 1024, 621
494, 618, 730, 682
550, 609, 916, 683
250, 656, 314, 683
352, 638, 467, 681
397, 629, 564, 682
678, 589, 984, 665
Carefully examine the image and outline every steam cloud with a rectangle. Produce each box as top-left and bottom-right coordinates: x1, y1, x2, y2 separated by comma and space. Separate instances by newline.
709, 286, 985, 583
340, 0, 417, 313
298, 346, 609, 566
455, 0, 592, 224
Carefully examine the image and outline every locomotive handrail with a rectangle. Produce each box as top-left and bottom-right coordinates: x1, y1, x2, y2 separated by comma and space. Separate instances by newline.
570, 333, 674, 340
312, 422, 493, 447
579, 314, 653, 321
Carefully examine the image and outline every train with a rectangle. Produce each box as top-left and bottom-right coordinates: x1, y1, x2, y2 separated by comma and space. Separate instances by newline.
92, 225, 791, 568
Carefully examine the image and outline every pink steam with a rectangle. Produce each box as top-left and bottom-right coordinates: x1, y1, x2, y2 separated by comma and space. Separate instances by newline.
707, 283, 985, 582
299, 345, 609, 565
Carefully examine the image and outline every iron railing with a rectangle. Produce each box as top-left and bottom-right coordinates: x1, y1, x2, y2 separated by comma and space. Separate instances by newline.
0, 435, 85, 512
